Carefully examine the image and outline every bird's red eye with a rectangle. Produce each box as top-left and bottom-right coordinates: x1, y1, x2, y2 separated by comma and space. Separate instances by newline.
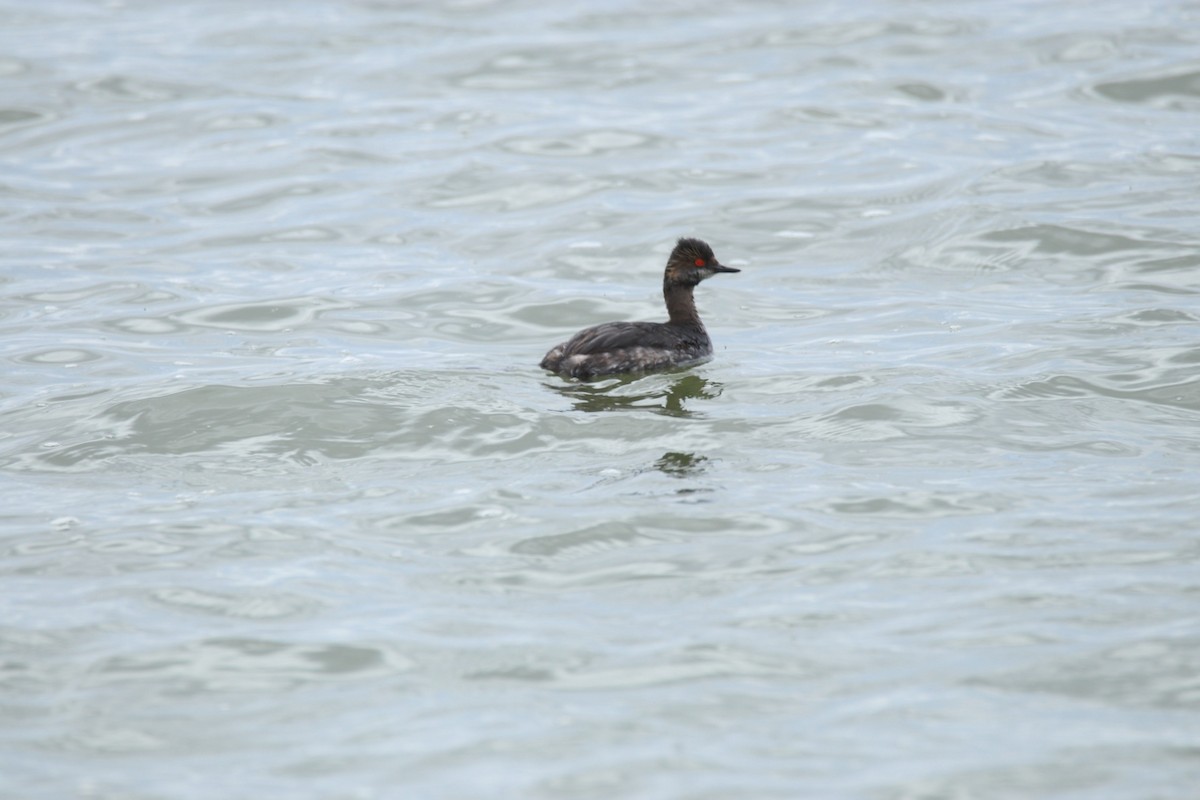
694, 258, 706, 267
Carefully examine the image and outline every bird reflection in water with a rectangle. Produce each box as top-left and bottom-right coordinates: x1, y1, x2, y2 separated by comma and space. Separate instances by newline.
547, 372, 721, 416
653, 451, 708, 478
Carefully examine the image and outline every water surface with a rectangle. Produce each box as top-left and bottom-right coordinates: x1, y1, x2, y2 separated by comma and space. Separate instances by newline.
2, 1, 1200, 797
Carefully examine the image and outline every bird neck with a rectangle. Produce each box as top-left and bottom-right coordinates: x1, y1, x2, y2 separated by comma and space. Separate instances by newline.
664, 280, 703, 327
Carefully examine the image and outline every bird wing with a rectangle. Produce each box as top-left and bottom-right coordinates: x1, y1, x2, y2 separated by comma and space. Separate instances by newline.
558, 321, 679, 356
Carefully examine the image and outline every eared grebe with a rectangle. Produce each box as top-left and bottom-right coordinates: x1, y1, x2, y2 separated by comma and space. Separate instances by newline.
540, 237, 739, 380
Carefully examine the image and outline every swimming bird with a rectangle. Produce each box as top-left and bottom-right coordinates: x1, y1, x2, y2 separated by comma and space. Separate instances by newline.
540, 237, 739, 380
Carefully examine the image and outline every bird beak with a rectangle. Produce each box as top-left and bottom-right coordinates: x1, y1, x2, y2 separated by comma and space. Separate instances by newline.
712, 262, 740, 274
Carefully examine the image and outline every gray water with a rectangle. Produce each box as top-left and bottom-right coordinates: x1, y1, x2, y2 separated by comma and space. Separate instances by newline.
3, 1, 1200, 797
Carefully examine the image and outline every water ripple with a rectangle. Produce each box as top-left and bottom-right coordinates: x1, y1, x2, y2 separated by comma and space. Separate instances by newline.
3, 1, 1200, 797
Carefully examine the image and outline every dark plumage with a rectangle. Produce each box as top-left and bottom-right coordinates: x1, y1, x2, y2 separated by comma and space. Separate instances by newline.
540, 238, 740, 380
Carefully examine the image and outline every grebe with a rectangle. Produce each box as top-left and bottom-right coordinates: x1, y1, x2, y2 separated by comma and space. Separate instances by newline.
540, 237, 739, 380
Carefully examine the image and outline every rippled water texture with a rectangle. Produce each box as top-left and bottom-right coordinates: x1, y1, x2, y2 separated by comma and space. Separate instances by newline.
3, 1, 1200, 797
